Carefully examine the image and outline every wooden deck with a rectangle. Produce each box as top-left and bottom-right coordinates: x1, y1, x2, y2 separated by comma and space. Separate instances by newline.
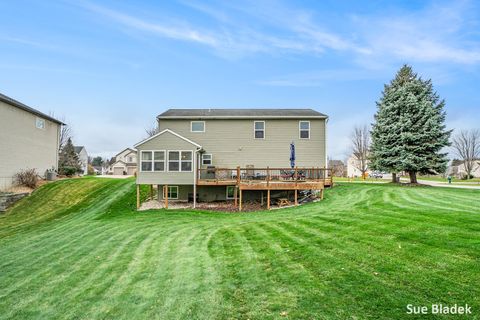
197, 167, 333, 211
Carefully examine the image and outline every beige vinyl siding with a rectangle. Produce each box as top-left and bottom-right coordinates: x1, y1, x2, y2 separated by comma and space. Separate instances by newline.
159, 119, 326, 168
157, 185, 193, 201
136, 131, 197, 185
0, 100, 60, 190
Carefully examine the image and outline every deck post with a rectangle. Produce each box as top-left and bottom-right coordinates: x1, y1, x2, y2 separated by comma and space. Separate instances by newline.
267, 189, 270, 210
234, 186, 238, 207
294, 166, 298, 187
165, 185, 169, 209
294, 188, 298, 206
320, 188, 324, 200
150, 185, 154, 200
324, 166, 327, 186
239, 188, 242, 212
266, 166, 270, 188
136, 184, 140, 209
236, 166, 241, 185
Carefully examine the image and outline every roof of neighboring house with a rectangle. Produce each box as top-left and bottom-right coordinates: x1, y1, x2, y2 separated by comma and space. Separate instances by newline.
115, 148, 136, 157
74, 146, 86, 154
0, 92, 65, 125
158, 108, 327, 119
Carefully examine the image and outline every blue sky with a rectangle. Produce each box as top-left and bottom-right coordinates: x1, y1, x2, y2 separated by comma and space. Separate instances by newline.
1, 0, 479, 160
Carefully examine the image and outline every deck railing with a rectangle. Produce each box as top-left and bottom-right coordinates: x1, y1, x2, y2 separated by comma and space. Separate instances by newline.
197, 167, 333, 185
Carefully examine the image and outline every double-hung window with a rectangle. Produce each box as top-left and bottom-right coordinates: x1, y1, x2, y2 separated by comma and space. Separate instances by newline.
191, 121, 205, 132
153, 151, 165, 171
254, 121, 265, 139
168, 151, 193, 172
165, 186, 178, 199
202, 154, 212, 165
141, 151, 153, 171
299, 121, 310, 139
141, 151, 165, 172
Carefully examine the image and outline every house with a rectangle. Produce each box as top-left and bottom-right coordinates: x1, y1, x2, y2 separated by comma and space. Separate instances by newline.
93, 166, 106, 175
0, 92, 64, 190
347, 154, 368, 177
108, 148, 137, 175
74, 146, 88, 175
448, 159, 480, 178
134, 109, 331, 210
328, 159, 346, 177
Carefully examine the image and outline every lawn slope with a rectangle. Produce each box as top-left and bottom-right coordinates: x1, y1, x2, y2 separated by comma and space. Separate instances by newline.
0, 178, 479, 319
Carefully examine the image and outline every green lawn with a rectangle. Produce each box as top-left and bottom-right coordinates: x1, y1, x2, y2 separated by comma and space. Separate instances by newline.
1, 178, 479, 319
416, 176, 480, 183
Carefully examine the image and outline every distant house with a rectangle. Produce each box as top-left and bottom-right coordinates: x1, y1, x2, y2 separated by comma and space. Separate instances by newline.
74, 146, 88, 175
448, 159, 480, 178
93, 166, 106, 175
0, 92, 64, 190
347, 154, 368, 177
328, 159, 346, 177
108, 148, 137, 175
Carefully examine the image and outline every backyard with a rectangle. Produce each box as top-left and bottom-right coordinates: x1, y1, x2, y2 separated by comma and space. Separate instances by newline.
0, 177, 479, 319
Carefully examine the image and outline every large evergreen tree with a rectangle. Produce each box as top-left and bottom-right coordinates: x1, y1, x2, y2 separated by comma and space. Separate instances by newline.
58, 138, 82, 176
370, 65, 451, 183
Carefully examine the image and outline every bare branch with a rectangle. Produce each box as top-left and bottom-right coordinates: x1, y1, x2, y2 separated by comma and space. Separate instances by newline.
145, 123, 158, 137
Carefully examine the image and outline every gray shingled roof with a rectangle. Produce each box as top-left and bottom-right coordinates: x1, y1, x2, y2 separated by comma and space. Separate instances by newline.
158, 108, 327, 119
74, 146, 85, 154
0, 92, 65, 125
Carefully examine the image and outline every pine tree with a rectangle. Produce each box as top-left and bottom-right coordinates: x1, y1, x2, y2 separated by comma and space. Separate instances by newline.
370, 65, 451, 183
58, 138, 82, 176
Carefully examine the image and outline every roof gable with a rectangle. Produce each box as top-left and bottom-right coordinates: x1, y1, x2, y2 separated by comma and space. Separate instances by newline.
134, 129, 202, 148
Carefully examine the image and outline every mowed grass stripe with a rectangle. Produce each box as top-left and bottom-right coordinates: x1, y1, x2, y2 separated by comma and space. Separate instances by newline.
0, 179, 479, 319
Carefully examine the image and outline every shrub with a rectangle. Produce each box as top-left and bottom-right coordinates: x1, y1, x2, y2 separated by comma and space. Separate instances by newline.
14, 169, 38, 188
59, 166, 78, 177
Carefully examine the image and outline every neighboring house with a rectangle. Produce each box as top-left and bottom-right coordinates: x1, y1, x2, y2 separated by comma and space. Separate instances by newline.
0, 92, 64, 190
328, 159, 346, 177
74, 146, 88, 175
134, 109, 330, 209
93, 166, 106, 175
108, 148, 137, 175
448, 159, 480, 178
347, 154, 368, 177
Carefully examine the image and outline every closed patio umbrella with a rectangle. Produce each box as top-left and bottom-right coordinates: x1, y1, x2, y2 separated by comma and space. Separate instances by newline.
290, 142, 295, 169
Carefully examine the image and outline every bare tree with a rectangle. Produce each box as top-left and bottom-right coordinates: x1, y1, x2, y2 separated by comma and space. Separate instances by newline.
351, 125, 370, 178
50, 112, 72, 151
145, 122, 158, 137
452, 129, 480, 179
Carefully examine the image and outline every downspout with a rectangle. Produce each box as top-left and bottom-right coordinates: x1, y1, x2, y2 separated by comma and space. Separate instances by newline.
325, 117, 329, 167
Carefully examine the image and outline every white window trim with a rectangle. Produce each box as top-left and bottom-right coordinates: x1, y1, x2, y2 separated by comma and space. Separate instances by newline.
140, 150, 166, 172
201, 154, 213, 165
190, 121, 206, 133
165, 186, 179, 200
254, 121, 265, 139
35, 117, 45, 130
167, 150, 193, 172
299, 120, 310, 139
226, 186, 235, 199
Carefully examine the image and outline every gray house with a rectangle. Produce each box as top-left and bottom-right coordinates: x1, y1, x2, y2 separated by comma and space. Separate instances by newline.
74, 146, 89, 175
134, 109, 331, 210
0, 93, 64, 190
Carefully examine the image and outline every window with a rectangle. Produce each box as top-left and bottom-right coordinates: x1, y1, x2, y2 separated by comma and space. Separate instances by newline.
168, 151, 193, 172
254, 121, 265, 139
36, 117, 45, 129
141, 151, 165, 172
202, 154, 212, 165
191, 121, 205, 132
128, 156, 133, 162
226, 186, 235, 199
299, 121, 310, 139
153, 151, 165, 171
165, 186, 178, 199
141, 151, 153, 171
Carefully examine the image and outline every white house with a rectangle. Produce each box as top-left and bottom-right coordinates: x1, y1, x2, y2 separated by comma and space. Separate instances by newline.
74, 146, 88, 175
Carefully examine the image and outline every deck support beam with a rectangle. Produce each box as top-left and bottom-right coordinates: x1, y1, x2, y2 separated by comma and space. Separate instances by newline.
164, 185, 169, 209
239, 189, 242, 212
150, 185, 154, 200
294, 189, 298, 206
136, 184, 140, 209
234, 186, 238, 207
267, 189, 270, 210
